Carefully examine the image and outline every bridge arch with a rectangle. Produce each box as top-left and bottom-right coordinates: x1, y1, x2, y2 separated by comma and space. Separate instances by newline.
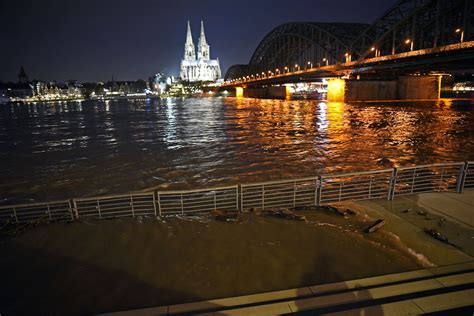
225, 22, 368, 80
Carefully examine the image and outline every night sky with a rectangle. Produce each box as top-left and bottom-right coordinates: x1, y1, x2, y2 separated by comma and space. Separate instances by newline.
0, 0, 394, 82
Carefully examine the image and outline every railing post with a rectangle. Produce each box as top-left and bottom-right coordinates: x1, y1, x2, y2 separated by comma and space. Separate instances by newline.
213, 191, 217, 211
293, 181, 297, 208
68, 200, 74, 221
411, 168, 416, 194
438, 166, 445, 192
13, 206, 18, 223
338, 182, 343, 202
236, 185, 241, 212
456, 162, 468, 193
262, 184, 265, 210
317, 176, 322, 206
368, 178, 373, 199
154, 191, 160, 217
72, 199, 79, 220
47, 203, 52, 221
96, 199, 101, 219
180, 192, 184, 215
389, 168, 398, 200
130, 196, 135, 218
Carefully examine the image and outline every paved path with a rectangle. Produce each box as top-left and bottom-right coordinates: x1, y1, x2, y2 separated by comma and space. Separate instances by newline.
98, 261, 474, 315
98, 191, 474, 315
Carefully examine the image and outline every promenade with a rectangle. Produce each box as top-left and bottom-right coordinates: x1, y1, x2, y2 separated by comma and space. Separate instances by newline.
99, 190, 474, 315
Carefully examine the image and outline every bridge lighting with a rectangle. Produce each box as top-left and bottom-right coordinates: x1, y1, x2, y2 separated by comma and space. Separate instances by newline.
455, 28, 464, 43
405, 39, 414, 51
370, 46, 380, 57
295, 64, 300, 71
322, 58, 329, 66
284, 66, 289, 73
344, 53, 351, 63
276, 69, 280, 74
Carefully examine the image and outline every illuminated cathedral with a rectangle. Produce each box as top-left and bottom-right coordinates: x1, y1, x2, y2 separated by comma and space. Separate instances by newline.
180, 21, 221, 82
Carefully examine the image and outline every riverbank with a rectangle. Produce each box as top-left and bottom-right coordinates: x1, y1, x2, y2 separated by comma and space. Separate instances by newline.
1, 192, 472, 315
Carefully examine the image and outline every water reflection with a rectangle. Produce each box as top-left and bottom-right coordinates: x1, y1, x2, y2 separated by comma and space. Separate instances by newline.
0, 97, 473, 204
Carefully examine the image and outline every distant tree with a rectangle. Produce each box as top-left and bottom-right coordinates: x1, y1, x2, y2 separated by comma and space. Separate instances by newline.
135, 79, 147, 92
94, 84, 105, 95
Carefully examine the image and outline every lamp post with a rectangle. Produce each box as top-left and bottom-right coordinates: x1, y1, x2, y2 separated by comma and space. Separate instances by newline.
455, 28, 464, 43
344, 53, 351, 63
284, 66, 289, 73
295, 64, 300, 71
322, 58, 328, 66
405, 39, 414, 51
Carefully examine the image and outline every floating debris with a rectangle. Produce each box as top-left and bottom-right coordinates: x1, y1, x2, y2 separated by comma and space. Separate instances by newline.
320, 205, 346, 216
211, 209, 240, 222
417, 210, 427, 216
263, 208, 306, 221
346, 209, 357, 216
402, 208, 411, 213
423, 228, 462, 250
364, 219, 386, 233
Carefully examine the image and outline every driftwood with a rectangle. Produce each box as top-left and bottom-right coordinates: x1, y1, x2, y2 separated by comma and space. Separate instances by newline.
264, 208, 306, 221
423, 228, 462, 250
211, 209, 240, 222
364, 219, 386, 233
320, 206, 347, 216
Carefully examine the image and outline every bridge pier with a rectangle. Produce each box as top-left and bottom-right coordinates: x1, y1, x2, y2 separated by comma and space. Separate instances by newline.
238, 86, 290, 99
344, 75, 442, 101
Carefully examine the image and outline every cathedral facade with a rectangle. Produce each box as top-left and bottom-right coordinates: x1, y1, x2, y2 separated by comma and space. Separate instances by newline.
180, 21, 221, 82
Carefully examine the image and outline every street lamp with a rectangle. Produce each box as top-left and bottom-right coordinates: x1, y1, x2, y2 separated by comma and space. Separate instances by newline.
405, 38, 414, 51
307, 61, 313, 69
455, 28, 464, 43
284, 66, 289, 73
344, 52, 351, 63
276, 68, 280, 75
322, 58, 328, 66
295, 64, 299, 71
370, 46, 379, 57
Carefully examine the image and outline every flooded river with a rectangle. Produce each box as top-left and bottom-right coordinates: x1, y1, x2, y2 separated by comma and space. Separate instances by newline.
1, 97, 473, 204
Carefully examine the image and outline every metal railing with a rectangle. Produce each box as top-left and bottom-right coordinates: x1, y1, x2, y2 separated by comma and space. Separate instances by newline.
392, 162, 464, 197
0, 200, 73, 224
319, 169, 393, 204
74, 193, 157, 219
0, 161, 472, 225
157, 185, 238, 215
464, 161, 474, 189
240, 177, 318, 211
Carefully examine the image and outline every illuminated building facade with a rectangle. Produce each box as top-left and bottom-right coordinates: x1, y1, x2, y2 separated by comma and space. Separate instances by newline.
180, 21, 221, 82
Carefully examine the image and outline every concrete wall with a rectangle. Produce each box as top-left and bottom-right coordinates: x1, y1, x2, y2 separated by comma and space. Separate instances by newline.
345, 80, 398, 101
243, 86, 288, 99
398, 75, 440, 100
345, 76, 441, 101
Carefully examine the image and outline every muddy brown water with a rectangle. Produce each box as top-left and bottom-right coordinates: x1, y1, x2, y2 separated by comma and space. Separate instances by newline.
0, 210, 425, 315
1, 98, 473, 205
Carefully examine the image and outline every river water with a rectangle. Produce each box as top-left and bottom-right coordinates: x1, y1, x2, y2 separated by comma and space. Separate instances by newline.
1, 97, 473, 204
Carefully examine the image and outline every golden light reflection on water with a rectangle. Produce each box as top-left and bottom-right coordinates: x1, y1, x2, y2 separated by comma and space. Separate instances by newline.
0, 97, 473, 202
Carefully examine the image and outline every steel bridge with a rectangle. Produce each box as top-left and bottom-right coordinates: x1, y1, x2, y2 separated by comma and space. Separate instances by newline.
223, 0, 474, 93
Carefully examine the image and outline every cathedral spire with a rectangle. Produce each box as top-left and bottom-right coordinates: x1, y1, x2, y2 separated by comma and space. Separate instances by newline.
197, 21, 210, 61
186, 20, 193, 45
199, 21, 207, 46
184, 21, 195, 61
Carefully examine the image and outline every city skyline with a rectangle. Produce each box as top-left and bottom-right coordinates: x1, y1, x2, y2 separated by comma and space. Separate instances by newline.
0, 0, 393, 82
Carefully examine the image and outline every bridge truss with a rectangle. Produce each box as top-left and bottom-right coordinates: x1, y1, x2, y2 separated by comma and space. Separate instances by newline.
225, 0, 473, 81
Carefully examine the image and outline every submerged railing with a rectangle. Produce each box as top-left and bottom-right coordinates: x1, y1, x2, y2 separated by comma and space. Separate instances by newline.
0, 161, 472, 224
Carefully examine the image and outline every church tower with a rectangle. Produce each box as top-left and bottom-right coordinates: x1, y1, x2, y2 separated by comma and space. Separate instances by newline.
197, 21, 210, 61
184, 21, 196, 61
18, 65, 29, 84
